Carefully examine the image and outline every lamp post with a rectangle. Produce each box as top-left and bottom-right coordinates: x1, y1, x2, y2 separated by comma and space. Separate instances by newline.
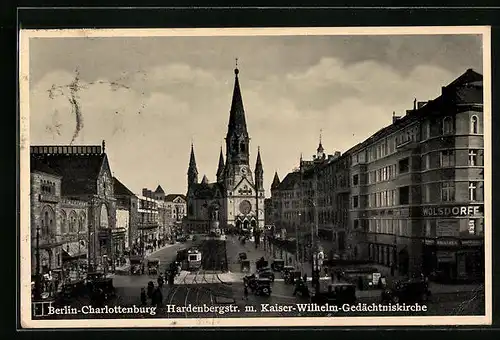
34, 225, 42, 300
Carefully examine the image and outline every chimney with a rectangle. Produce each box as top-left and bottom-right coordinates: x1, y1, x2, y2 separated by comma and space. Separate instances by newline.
413, 98, 417, 110
142, 188, 148, 197
392, 111, 402, 124
334, 151, 341, 157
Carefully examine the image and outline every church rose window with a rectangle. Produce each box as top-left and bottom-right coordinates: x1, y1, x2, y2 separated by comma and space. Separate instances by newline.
239, 200, 252, 215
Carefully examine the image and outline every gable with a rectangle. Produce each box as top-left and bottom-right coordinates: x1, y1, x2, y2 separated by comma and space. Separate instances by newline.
233, 177, 255, 197
173, 196, 185, 204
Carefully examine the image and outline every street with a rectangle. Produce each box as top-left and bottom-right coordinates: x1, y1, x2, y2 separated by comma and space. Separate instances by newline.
40, 236, 485, 319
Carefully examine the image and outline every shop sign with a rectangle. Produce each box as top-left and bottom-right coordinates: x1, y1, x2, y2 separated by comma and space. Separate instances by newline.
461, 239, 483, 247
436, 239, 460, 247
423, 239, 436, 245
422, 205, 482, 217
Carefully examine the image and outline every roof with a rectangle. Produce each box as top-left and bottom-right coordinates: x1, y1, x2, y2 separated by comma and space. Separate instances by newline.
190, 182, 225, 199
271, 172, 280, 190
165, 194, 187, 202
30, 152, 106, 196
276, 172, 300, 191
31, 158, 62, 178
113, 177, 136, 197
344, 69, 483, 156
155, 185, 165, 194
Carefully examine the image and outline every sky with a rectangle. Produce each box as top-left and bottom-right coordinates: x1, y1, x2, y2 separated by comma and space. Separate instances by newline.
28, 33, 483, 197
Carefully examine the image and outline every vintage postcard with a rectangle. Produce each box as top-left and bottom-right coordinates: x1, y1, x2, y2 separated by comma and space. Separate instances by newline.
19, 26, 492, 328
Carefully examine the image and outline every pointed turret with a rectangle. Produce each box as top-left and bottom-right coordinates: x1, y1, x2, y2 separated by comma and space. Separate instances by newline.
216, 146, 225, 183
201, 175, 209, 185
271, 171, 280, 190
187, 143, 199, 188
255, 146, 264, 190
316, 130, 325, 160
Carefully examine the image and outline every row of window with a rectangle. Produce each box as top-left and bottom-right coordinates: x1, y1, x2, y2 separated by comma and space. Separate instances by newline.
42, 211, 87, 236
427, 181, 481, 202
352, 115, 481, 165
365, 164, 398, 185
41, 180, 56, 194
368, 189, 398, 208
423, 149, 483, 169
366, 218, 413, 237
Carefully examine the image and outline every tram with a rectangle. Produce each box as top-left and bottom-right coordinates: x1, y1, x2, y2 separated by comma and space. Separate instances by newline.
187, 248, 202, 271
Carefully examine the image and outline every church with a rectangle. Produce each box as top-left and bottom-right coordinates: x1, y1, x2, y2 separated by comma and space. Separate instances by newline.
184, 65, 265, 234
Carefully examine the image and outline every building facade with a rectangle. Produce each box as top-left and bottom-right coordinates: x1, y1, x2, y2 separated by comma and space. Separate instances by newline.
113, 177, 137, 253
165, 194, 187, 236
30, 142, 119, 273
350, 69, 484, 280
268, 69, 485, 281
185, 66, 265, 233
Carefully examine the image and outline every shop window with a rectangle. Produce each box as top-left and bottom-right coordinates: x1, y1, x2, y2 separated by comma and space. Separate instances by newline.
440, 150, 455, 167
441, 182, 455, 202
442, 116, 453, 135
470, 115, 479, 134
398, 158, 410, 173
399, 186, 410, 205
469, 150, 478, 166
469, 182, 478, 201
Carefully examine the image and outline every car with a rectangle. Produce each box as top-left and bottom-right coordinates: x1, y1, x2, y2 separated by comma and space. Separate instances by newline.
381, 278, 431, 304
310, 283, 357, 305
256, 268, 275, 282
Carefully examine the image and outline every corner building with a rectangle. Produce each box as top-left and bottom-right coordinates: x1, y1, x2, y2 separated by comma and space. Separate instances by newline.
349, 69, 484, 281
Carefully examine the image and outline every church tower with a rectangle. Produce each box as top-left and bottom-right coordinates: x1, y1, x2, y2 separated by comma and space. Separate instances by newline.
187, 143, 198, 189
224, 62, 252, 188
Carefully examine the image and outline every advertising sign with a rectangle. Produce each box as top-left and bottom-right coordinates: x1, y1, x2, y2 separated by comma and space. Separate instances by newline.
421, 205, 482, 217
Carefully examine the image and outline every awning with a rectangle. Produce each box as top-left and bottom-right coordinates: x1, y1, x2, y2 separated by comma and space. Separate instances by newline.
62, 241, 87, 259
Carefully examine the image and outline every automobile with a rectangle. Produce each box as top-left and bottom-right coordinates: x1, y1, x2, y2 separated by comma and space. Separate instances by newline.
241, 260, 251, 273
256, 258, 269, 271
340, 267, 383, 290
310, 283, 357, 305
238, 252, 248, 262
147, 258, 160, 275
256, 268, 275, 282
254, 278, 272, 296
129, 255, 144, 275
292, 278, 310, 297
271, 259, 285, 272
381, 278, 431, 304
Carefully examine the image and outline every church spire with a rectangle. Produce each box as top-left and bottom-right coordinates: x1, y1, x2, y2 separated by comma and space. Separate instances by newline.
316, 129, 325, 160
255, 146, 263, 190
216, 146, 225, 182
226, 61, 248, 138
201, 174, 209, 185
187, 142, 198, 188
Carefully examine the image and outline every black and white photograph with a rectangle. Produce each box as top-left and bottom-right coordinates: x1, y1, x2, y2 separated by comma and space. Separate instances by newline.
19, 26, 492, 328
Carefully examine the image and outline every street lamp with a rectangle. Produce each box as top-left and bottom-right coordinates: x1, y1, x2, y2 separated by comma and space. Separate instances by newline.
34, 225, 42, 300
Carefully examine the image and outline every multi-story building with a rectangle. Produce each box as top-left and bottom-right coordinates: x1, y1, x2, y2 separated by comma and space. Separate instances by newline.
164, 194, 187, 236
30, 142, 119, 273
350, 69, 484, 280
264, 198, 273, 226
113, 177, 137, 252
136, 194, 159, 253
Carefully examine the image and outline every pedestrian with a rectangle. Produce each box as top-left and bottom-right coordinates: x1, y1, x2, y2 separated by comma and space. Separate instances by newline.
141, 263, 145, 275
303, 273, 307, 284
140, 288, 147, 305
243, 286, 249, 300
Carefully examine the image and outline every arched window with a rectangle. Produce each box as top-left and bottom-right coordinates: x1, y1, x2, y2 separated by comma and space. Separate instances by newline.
470, 115, 479, 134
43, 211, 49, 236
442, 116, 453, 135
60, 210, 67, 234
41, 206, 55, 237
69, 211, 77, 233
100, 204, 109, 229
79, 212, 86, 232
